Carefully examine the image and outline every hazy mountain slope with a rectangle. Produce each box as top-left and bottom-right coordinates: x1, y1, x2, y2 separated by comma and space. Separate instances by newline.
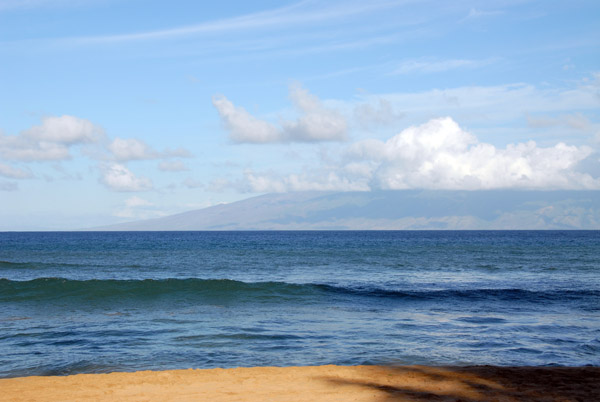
88, 190, 600, 230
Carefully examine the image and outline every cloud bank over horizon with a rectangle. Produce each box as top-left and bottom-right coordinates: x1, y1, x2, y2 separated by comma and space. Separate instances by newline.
231, 117, 599, 193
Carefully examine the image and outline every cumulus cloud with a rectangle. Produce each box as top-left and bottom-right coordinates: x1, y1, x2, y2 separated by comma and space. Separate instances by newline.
282, 84, 347, 141
1, 115, 192, 194
23, 115, 102, 144
109, 138, 157, 161
0, 115, 104, 161
212, 84, 347, 143
368, 117, 596, 190
0, 163, 32, 179
100, 163, 152, 192
236, 117, 599, 193
212, 95, 280, 143
0, 138, 70, 161
108, 138, 191, 161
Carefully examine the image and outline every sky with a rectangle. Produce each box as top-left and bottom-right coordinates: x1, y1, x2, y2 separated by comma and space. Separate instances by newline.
0, 0, 599, 230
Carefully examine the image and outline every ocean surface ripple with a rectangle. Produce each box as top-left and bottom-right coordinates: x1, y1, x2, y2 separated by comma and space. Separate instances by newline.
0, 231, 598, 377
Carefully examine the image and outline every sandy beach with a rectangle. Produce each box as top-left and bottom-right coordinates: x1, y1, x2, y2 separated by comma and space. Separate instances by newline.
1, 365, 598, 402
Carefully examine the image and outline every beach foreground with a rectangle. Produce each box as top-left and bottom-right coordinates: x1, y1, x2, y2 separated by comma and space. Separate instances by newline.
1, 365, 598, 402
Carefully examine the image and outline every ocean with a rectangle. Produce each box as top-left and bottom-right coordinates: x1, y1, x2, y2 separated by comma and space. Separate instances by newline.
0, 231, 598, 378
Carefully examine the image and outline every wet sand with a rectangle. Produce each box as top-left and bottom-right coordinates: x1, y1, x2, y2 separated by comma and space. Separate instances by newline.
1, 365, 598, 401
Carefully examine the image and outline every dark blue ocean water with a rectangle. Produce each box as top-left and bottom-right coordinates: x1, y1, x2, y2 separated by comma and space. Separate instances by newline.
0, 231, 598, 378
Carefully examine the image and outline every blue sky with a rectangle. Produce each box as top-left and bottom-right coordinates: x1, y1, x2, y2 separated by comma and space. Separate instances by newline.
0, 0, 599, 229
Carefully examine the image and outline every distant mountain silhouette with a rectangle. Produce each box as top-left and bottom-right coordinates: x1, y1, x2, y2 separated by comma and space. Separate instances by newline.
89, 190, 600, 230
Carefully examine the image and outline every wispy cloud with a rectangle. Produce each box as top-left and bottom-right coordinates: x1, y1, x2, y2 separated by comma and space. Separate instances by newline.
0, 162, 33, 179
353, 73, 600, 125
391, 58, 497, 75
527, 112, 594, 131
460, 8, 504, 22
108, 138, 191, 162
67, 1, 408, 45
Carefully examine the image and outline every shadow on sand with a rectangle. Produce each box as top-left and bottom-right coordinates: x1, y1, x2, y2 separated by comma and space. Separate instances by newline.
317, 365, 599, 401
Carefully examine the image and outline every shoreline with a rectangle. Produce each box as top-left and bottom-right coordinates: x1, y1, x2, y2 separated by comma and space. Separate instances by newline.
1, 364, 598, 401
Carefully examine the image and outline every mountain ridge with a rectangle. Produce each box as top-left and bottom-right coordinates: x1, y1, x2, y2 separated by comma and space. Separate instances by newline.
87, 190, 600, 230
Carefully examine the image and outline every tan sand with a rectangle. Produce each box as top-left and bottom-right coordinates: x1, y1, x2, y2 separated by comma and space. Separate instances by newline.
1, 365, 598, 402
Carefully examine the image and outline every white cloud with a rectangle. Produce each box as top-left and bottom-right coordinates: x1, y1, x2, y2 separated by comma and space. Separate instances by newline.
236, 117, 599, 192
243, 169, 368, 193
109, 138, 157, 161
212, 72, 600, 148
352, 76, 600, 131
23, 115, 102, 144
0, 163, 32, 179
282, 83, 347, 142
0, 137, 69, 161
461, 8, 503, 22
66, 1, 404, 44
213, 84, 347, 143
108, 138, 191, 161
392, 58, 495, 75
369, 117, 596, 190
158, 160, 189, 172
100, 163, 152, 192
212, 95, 280, 143
0, 115, 103, 161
